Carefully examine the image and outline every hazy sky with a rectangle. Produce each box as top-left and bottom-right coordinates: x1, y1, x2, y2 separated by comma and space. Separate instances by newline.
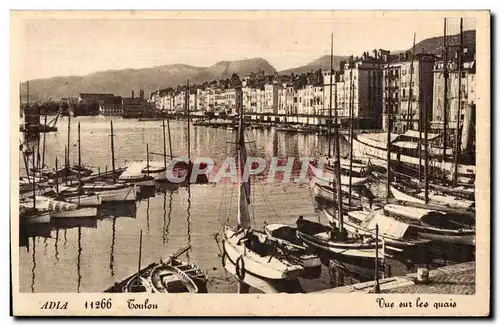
17, 14, 475, 81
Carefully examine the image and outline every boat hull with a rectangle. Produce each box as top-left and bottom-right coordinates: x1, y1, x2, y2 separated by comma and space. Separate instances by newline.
296, 219, 383, 265
83, 184, 136, 202
50, 207, 98, 218
309, 163, 369, 186
223, 226, 302, 280
64, 194, 102, 206
22, 212, 51, 224
352, 133, 475, 180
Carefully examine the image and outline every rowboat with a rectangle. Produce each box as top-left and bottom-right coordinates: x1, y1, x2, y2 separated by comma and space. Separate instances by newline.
104, 245, 207, 293
149, 261, 200, 293
82, 182, 136, 202
263, 224, 322, 279
383, 204, 475, 246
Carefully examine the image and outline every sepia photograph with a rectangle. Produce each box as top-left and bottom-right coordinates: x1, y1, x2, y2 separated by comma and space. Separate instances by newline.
10, 10, 490, 316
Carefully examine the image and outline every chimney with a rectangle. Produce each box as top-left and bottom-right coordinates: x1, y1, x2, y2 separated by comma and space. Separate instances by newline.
132, 90, 135, 99
140, 89, 144, 99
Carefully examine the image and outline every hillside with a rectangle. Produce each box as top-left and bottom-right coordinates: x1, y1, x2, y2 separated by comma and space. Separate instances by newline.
20, 58, 276, 102
279, 55, 350, 75
410, 29, 476, 56
20, 30, 475, 102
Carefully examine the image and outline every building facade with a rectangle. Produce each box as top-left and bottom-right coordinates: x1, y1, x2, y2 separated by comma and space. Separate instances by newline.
383, 52, 435, 133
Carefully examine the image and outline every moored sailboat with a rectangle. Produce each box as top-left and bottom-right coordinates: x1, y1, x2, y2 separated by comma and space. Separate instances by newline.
221, 109, 303, 282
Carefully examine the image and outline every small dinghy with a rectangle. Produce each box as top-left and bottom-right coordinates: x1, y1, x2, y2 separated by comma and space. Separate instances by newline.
104, 245, 207, 293
149, 262, 199, 293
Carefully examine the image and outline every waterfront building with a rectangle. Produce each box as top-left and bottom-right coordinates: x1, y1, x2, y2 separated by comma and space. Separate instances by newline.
99, 96, 123, 116
263, 83, 280, 114
78, 93, 115, 105
382, 51, 435, 133
432, 59, 476, 130
122, 90, 146, 118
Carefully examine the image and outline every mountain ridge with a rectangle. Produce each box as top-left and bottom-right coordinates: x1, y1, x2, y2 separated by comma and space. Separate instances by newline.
21, 30, 475, 102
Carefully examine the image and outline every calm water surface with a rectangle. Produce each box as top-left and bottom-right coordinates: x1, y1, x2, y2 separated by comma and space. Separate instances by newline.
19, 116, 403, 293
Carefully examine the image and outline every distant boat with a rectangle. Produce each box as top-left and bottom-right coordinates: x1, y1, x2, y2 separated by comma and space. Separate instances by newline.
309, 162, 369, 186
275, 124, 297, 132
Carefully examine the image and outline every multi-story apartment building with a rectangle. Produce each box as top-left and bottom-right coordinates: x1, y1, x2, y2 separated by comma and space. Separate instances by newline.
383, 51, 435, 133
297, 85, 323, 115
432, 60, 476, 127
278, 84, 297, 116
263, 84, 280, 114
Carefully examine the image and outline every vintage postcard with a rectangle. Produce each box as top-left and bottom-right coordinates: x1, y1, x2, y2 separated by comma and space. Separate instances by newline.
10, 10, 490, 316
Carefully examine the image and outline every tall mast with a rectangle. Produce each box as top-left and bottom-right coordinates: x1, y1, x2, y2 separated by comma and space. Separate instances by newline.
67, 98, 71, 169
146, 143, 150, 177
64, 146, 68, 185
333, 37, 344, 235
42, 113, 47, 169
237, 106, 250, 229
36, 134, 40, 172
77, 122, 81, 205
328, 33, 333, 158
186, 79, 191, 162
55, 156, 59, 194
424, 93, 429, 203
348, 69, 354, 208
453, 18, 464, 186
167, 119, 173, 159
26, 81, 29, 107
442, 18, 449, 177
136, 230, 143, 280
386, 64, 392, 201
32, 145, 36, 209
408, 33, 416, 132
110, 120, 116, 182
162, 118, 167, 167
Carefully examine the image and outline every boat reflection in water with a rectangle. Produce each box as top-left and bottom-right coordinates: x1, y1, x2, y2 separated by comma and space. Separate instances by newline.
98, 201, 137, 219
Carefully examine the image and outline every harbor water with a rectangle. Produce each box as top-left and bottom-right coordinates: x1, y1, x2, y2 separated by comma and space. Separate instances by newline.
18, 116, 471, 293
